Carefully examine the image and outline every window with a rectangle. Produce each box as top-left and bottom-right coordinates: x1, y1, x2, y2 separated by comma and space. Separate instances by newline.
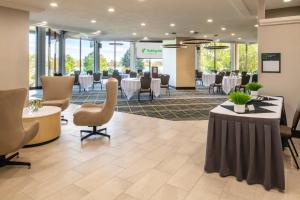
45, 29, 59, 76
29, 26, 37, 87
238, 43, 258, 73
200, 43, 231, 72
65, 38, 80, 75
81, 39, 94, 73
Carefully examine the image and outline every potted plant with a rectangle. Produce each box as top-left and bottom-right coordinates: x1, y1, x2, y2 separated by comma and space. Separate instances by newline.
246, 82, 263, 98
229, 92, 251, 113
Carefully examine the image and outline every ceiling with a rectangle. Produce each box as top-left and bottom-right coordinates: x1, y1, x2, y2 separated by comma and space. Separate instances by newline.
1, 0, 294, 43
267, 0, 300, 10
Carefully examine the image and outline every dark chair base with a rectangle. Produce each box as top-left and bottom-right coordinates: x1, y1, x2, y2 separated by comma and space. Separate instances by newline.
209, 85, 222, 94
282, 138, 299, 169
80, 126, 110, 142
93, 82, 103, 90
0, 153, 31, 169
61, 115, 68, 124
235, 85, 247, 93
138, 90, 153, 101
161, 85, 170, 96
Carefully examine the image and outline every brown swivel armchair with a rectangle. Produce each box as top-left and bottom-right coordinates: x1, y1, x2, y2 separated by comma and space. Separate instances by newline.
41, 76, 75, 123
73, 78, 118, 142
0, 88, 39, 168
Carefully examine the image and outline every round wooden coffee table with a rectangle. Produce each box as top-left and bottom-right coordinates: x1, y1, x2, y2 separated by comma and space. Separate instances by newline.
23, 106, 61, 147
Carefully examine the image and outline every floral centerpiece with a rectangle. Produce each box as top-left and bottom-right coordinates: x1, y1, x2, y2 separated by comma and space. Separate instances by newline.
28, 99, 42, 112
246, 82, 263, 98
229, 92, 251, 113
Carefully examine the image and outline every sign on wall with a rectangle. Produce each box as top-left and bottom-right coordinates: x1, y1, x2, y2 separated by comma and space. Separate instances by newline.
136, 42, 163, 59
261, 53, 281, 73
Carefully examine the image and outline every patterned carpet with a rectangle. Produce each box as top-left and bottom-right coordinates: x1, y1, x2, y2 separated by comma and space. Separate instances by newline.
30, 85, 227, 121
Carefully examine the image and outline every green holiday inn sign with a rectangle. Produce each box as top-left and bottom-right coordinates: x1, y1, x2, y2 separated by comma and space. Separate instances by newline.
141, 48, 162, 54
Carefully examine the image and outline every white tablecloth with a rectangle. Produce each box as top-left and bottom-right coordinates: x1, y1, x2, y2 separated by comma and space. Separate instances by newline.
222, 76, 242, 94
202, 73, 216, 87
79, 75, 93, 91
121, 78, 161, 100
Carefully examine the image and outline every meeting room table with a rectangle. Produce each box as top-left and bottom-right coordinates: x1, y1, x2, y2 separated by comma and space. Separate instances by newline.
79, 75, 93, 91
222, 76, 242, 94
204, 96, 285, 191
121, 78, 161, 100
202, 73, 216, 87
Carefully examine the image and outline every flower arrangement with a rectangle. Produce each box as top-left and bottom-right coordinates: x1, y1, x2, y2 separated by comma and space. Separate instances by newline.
28, 99, 42, 112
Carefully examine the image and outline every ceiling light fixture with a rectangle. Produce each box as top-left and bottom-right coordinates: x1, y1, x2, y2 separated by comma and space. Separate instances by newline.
283, 0, 292, 2
50, 2, 58, 7
207, 19, 213, 23
108, 7, 115, 12
140, 22, 146, 26
162, 44, 188, 49
254, 24, 259, 28
231, 33, 236, 36
203, 35, 208, 38
215, 39, 220, 42
165, 33, 169, 36
190, 30, 195, 34
143, 36, 149, 40
182, 38, 213, 45
170, 23, 176, 27
132, 32, 137, 36
91, 19, 97, 23
238, 37, 242, 40
221, 27, 226, 31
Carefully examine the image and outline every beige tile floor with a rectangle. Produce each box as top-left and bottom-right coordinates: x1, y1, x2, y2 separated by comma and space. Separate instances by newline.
1, 104, 300, 200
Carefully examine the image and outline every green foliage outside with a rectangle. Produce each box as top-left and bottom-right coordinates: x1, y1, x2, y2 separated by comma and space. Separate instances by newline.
229, 92, 251, 105
239, 44, 258, 73
121, 49, 144, 71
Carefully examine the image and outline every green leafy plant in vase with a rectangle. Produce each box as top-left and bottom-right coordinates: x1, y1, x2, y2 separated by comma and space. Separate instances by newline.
229, 92, 251, 113
28, 99, 42, 112
246, 82, 263, 98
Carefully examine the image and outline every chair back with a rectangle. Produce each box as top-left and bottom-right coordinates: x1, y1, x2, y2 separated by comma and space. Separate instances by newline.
196, 71, 203, 78
144, 72, 151, 79
160, 74, 170, 86
102, 70, 108, 77
130, 71, 137, 78
140, 77, 151, 90
112, 70, 119, 77
41, 76, 75, 101
86, 70, 93, 75
252, 74, 258, 82
225, 71, 231, 76
241, 75, 251, 85
241, 71, 247, 76
101, 78, 118, 124
125, 69, 131, 74
0, 88, 27, 155
54, 73, 63, 76
93, 73, 101, 81
212, 70, 218, 74
292, 103, 300, 133
215, 75, 223, 84
74, 72, 80, 84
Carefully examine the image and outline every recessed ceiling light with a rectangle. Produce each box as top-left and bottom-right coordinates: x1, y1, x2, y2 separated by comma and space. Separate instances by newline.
50, 2, 58, 7
207, 19, 213, 23
108, 7, 115, 12
231, 33, 236, 36
283, 0, 292, 2
254, 24, 259, 28
132, 32, 137, 36
140, 22, 146, 26
91, 19, 97, 23
215, 39, 220, 42
170, 23, 176, 27
190, 30, 195, 34
42, 21, 48, 24
238, 37, 242, 40
221, 27, 226, 31
203, 35, 208, 38
143, 36, 149, 40
165, 33, 169, 36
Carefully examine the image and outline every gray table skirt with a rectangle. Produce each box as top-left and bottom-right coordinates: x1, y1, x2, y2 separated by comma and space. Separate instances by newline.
204, 112, 285, 191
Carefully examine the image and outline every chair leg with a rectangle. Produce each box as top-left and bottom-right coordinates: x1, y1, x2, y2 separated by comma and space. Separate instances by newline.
61, 115, 68, 124
287, 141, 300, 169
80, 126, 110, 142
168, 87, 170, 96
138, 91, 140, 102
290, 138, 299, 157
0, 154, 31, 169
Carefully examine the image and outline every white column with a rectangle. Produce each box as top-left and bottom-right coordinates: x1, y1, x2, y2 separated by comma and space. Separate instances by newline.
130, 42, 136, 70
230, 43, 236, 71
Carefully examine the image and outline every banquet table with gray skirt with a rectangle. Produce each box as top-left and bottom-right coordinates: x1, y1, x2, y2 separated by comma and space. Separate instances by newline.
204, 96, 285, 191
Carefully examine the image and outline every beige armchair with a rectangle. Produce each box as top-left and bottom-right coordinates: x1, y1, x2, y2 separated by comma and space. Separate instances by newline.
73, 78, 118, 141
0, 88, 39, 168
41, 76, 75, 123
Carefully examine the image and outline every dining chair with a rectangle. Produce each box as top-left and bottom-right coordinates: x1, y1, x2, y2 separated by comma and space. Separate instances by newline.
92, 72, 102, 90
195, 71, 203, 85
74, 72, 81, 92
280, 103, 300, 169
252, 74, 258, 82
138, 77, 152, 101
112, 74, 123, 97
160, 74, 170, 96
235, 75, 250, 93
209, 74, 223, 94
130, 71, 137, 78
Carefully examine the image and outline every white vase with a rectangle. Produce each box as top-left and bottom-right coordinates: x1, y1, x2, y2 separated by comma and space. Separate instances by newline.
250, 90, 259, 98
234, 104, 246, 113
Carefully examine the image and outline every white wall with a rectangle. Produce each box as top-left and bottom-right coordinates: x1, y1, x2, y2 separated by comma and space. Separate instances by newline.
163, 40, 177, 87
258, 20, 300, 126
0, 6, 29, 90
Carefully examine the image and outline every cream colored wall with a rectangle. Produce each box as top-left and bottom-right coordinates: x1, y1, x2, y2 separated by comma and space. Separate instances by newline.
258, 22, 300, 126
0, 6, 29, 90
162, 40, 177, 87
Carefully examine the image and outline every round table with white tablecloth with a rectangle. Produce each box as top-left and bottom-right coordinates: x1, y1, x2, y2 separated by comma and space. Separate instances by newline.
222, 76, 242, 94
79, 75, 93, 91
121, 78, 161, 100
202, 73, 216, 87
